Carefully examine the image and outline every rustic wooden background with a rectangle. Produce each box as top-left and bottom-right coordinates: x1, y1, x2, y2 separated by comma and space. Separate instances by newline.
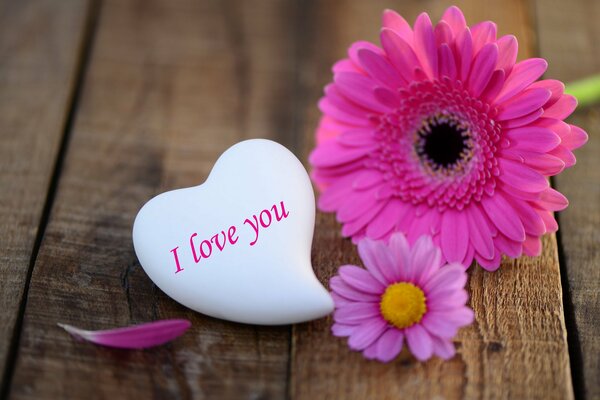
0, 0, 598, 399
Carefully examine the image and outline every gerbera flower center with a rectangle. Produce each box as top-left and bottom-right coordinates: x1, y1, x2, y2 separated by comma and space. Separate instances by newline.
380, 282, 427, 329
367, 79, 501, 211
415, 113, 474, 173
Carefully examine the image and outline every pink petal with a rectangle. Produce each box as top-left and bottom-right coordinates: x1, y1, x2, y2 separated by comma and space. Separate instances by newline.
348, 318, 388, 350
58, 319, 191, 349
389, 232, 412, 281
496, 58, 548, 103
382, 9, 413, 42
337, 188, 381, 222
341, 200, 388, 237
549, 145, 576, 168
318, 98, 369, 126
352, 169, 383, 189
407, 208, 442, 243
405, 324, 434, 361
494, 233, 523, 258
441, 209, 469, 263
375, 328, 404, 362
366, 201, 404, 239
511, 199, 546, 236
331, 323, 356, 337
481, 191, 526, 242
476, 251, 502, 271
563, 125, 588, 150
496, 35, 518, 73
523, 235, 542, 257
332, 58, 360, 74
431, 336, 456, 360
421, 313, 459, 339
471, 21, 497, 54
539, 210, 559, 232
358, 48, 403, 89
334, 302, 381, 324
468, 43, 498, 97
530, 79, 565, 108
455, 27, 473, 82
338, 129, 377, 148
317, 173, 361, 211
441, 6, 467, 36
536, 187, 569, 211
438, 43, 457, 80
339, 265, 386, 294
412, 235, 442, 286
497, 88, 551, 121
330, 292, 353, 307
334, 72, 390, 113
358, 238, 396, 285
309, 140, 374, 168
466, 205, 495, 260
330, 276, 381, 303
413, 13, 438, 79
380, 28, 421, 83
501, 108, 544, 129
435, 21, 453, 46
348, 40, 383, 70
505, 126, 561, 153
543, 94, 577, 119
362, 341, 380, 360
498, 158, 549, 193
323, 84, 372, 119
374, 87, 401, 108
446, 307, 475, 326
428, 289, 469, 311
521, 153, 565, 175
481, 69, 505, 103
423, 264, 468, 294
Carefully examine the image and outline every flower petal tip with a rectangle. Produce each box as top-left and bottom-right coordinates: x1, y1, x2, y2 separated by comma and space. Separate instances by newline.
58, 319, 192, 350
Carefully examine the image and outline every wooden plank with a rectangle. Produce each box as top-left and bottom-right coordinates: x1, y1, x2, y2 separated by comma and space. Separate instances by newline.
291, 1, 574, 399
535, 0, 600, 398
0, 0, 92, 391
8, 0, 304, 398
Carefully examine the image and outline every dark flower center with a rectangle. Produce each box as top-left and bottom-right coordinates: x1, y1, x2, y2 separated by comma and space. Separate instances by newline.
415, 113, 473, 174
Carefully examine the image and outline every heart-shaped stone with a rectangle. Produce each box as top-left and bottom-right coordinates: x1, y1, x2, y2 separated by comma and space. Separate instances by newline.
133, 139, 334, 325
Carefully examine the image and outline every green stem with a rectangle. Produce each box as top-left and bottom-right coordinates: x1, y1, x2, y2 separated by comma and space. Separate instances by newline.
565, 74, 600, 108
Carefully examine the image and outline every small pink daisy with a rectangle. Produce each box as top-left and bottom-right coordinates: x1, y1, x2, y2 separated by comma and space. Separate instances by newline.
331, 233, 473, 362
309, 6, 588, 270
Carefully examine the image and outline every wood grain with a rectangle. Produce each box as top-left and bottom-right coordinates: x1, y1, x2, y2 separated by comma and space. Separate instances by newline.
0, 0, 91, 391
536, 0, 600, 398
8, 0, 305, 398
291, 1, 574, 399
1, 0, 582, 399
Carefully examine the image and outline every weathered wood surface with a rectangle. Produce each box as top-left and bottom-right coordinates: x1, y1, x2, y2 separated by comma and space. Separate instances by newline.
0, 0, 596, 398
536, 1, 600, 398
0, 0, 92, 395
7, 0, 301, 398
291, 1, 573, 399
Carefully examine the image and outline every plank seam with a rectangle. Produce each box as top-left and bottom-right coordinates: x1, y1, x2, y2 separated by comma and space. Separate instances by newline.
553, 184, 586, 400
0, 1, 102, 398
528, 0, 581, 397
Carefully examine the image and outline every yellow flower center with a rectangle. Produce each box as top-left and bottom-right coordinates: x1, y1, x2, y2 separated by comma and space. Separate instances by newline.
380, 282, 427, 329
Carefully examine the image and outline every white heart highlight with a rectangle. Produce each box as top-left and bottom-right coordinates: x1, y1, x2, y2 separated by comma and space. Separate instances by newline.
133, 139, 334, 325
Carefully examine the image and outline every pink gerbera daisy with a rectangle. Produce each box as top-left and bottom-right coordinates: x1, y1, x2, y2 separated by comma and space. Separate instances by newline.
331, 233, 473, 362
309, 6, 588, 270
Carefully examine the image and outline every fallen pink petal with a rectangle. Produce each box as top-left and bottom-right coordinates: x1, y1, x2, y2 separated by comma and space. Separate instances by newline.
58, 319, 192, 349
309, 6, 588, 270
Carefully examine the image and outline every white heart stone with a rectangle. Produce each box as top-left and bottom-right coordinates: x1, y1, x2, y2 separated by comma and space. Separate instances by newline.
133, 139, 334, 325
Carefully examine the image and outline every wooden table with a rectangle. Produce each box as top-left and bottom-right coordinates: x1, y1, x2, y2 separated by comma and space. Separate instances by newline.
0, 0, 598, 398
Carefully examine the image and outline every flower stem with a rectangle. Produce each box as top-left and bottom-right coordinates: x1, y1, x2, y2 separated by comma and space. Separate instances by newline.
565, 74, 600, 108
